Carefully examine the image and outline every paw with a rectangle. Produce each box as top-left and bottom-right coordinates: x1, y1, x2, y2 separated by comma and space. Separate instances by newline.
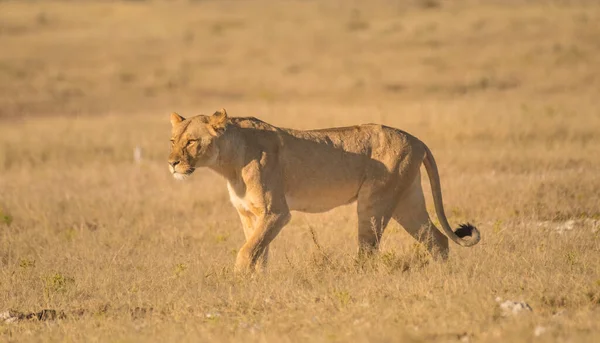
234, 249, 253, 275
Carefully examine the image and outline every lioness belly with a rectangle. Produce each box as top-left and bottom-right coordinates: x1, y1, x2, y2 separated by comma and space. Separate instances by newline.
283, 171, 361, 213
285, 191, 357, 213
280, 152, 366, 212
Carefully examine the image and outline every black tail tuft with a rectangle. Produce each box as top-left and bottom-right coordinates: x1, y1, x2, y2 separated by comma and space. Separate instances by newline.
454, 223, 477, 238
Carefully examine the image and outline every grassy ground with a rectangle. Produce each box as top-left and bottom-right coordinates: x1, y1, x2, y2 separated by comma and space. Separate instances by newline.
1, 0, 600, 342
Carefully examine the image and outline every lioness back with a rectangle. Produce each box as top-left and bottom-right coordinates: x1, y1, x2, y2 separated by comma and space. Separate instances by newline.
274, 123, 424, 213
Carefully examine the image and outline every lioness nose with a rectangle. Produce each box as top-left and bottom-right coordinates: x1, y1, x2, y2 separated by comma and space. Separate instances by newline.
169, 160, 180, 167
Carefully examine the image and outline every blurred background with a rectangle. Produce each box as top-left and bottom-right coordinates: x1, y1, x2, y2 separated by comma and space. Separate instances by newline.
1, 0, 598, 119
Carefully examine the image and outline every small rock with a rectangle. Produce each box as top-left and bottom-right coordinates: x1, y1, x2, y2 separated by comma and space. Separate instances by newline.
557, 220, 576, 234
539, 219, 600, 235
497, 298, 533, 316
133, 146, 143, 163
586, 219, 600, 233
205, 312, 221, 319
1, 308, 64, 323
264, 296, 274, 305
534, 325, 547, 337
1, 309, 21, 323
239, 321, 261, 333
28, 309, 59, 321
1, 309, 17, 320
552, 309, 567, 318
130, 307, 152, 319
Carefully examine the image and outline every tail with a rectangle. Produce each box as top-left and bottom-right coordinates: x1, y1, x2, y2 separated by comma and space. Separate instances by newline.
422, 144, 480, 247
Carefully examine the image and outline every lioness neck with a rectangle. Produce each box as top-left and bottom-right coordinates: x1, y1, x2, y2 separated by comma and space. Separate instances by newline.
208, 127, 246, 182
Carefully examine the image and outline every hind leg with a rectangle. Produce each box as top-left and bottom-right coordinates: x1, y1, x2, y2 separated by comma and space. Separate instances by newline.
356, 185, 398, 257
392, 173, 449, 260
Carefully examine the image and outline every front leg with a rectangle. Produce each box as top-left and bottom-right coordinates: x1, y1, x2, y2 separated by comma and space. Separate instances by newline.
232, 150, 290, 274
235, 211, 291, 274
234, 208, 270, 272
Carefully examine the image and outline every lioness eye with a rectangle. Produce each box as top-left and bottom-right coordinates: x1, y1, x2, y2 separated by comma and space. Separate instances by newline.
170, 140, 174, 146
186, 140, 196, 147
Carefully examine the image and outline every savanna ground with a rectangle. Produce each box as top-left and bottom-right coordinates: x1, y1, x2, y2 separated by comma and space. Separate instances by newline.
1, 0, 600, 341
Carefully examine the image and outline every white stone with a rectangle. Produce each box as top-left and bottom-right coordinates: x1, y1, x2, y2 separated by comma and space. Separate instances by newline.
498, 300, 533, 316
133, 146, 143, 163
0, 309, 21, 323
534, 325, 547, 337
205, 312, 221, 319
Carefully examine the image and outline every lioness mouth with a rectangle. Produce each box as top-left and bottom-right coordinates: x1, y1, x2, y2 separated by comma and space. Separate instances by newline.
172, 168, 195, 181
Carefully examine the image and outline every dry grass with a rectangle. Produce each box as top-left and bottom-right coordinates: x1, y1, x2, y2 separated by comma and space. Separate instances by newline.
1, 0, 600, 342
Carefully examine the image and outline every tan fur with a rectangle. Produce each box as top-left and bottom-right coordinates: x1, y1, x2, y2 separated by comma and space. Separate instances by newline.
168, 109, 480, 273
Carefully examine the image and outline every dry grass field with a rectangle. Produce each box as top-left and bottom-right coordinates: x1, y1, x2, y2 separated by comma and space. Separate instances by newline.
1, 0, 600, 341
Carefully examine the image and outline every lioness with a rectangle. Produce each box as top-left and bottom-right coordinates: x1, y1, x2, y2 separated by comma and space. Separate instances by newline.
168, 109, 480, 273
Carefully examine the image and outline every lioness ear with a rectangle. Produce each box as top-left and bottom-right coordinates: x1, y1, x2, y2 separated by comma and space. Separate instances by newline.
170, 112, 185, 127
207, 108, 228, 136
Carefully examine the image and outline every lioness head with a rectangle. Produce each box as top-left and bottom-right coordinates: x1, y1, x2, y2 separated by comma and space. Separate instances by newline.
168, 108, 228, 180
